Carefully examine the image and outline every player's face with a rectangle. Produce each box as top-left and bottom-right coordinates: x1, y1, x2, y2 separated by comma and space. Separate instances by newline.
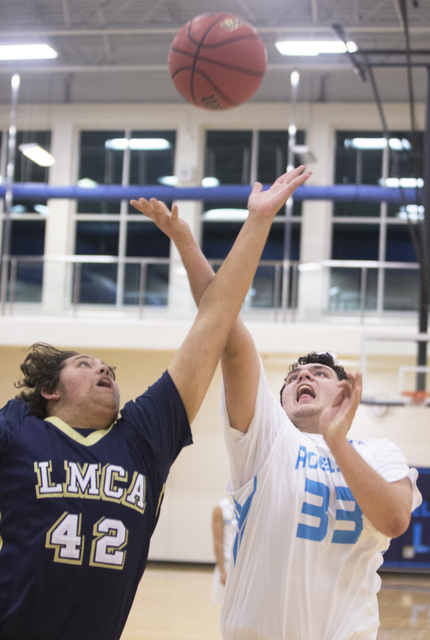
55, 355, 120, 428
281, 364, 340, 432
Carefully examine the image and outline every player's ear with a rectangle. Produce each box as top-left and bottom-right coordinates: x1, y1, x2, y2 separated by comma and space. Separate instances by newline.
41, 387, 60, 402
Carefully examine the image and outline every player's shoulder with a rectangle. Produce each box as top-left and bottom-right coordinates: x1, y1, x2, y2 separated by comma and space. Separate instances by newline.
0, 399, 32, 456
123, 370, 181, 411
350, 436, 398, 451
350, 436, 404, 467
0, 398, 30, 422
121, 369, 189, 434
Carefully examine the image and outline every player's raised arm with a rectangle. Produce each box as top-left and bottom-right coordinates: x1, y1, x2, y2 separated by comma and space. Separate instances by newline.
129, 198, 259, 433
320, 374, 413, 537
130, 166, 311, 424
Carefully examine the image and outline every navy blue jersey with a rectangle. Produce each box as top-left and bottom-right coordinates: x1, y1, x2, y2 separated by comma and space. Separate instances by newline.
0, 370, 192, 640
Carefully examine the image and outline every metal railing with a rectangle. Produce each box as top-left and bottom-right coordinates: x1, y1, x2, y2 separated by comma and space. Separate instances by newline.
0, 254, 421, 321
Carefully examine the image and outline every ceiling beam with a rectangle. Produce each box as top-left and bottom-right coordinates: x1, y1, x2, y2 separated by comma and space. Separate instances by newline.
234, 0, 258, 23
311, 0, 318, 23
61, 0, 71, 27
1, 25, 430, 38
392, 0, 406, 29
0, 58, 428, 76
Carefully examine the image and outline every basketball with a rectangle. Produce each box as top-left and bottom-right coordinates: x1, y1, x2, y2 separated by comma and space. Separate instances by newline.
168, 12, 266, 110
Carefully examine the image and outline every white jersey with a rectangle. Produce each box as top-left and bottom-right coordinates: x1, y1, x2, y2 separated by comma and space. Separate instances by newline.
220, 360, 422, 640
212, 498, 237, 605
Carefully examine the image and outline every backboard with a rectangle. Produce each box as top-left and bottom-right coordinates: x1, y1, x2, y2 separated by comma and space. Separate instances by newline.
360, 334, 430, 407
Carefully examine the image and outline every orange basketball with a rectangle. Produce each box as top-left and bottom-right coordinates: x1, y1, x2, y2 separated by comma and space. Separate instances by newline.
168, 12, 267, 110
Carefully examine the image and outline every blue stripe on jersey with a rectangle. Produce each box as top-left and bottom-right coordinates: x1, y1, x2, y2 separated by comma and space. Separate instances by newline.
232, 475, 257, 565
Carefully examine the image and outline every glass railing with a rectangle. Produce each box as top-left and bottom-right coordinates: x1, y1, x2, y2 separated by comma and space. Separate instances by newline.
0, 255, 421, 321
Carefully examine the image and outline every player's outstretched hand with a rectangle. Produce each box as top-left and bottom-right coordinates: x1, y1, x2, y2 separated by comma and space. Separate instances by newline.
129, 197, 193, 246
319, 373, 362, 447
247, 165, 312, 221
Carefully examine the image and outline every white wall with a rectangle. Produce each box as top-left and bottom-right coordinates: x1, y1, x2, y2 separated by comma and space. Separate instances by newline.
1, 324, 429, 562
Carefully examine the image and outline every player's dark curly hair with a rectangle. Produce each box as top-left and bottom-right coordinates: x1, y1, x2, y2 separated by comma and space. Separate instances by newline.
15, 343, 79, 419
279, 352, 349, 404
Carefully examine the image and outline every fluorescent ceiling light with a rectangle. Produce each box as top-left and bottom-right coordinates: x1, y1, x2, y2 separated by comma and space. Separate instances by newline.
275, 40, 357, 56
19, 143, 55, 167
0, 44, 58, 60
345, 137, 411, 150
203, 208, 248, 221
384, 177, 424, 188
158, 176, 178, 186
202, 177, 220, 187
105, 138, 171, 150
290, 71, 300, 87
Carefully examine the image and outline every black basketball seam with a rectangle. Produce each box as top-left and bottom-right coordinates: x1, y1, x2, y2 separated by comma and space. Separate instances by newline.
170, 48, 265, 77
189, 67, 240, 106
171, 66, 240, 106
186, 12, 233, 48
187, 14, 228, 103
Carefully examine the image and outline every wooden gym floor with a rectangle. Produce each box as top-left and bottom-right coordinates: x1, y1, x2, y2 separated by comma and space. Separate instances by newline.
121, 564, 430, 639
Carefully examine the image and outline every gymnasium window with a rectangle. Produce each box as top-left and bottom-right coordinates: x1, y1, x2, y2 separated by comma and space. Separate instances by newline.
75, 130, 175, 305
0, 129, 50, 303
329, 130, 423, 313
202, 129, 305, 308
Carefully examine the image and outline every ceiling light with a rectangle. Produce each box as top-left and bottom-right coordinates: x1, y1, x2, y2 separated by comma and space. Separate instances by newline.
0, 44, 58, 60
275, 40, 357, 56
290, 71, 300, 87
19, 143, 55, 167
105, 138, 171, 150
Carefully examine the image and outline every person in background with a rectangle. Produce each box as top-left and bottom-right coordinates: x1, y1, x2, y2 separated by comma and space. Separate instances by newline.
211, 496, 236, 606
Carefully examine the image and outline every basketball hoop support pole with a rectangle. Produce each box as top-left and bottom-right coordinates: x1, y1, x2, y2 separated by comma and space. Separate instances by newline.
281, 71, 299, 317
417, 65, 430, 391
0, 74, 20, 314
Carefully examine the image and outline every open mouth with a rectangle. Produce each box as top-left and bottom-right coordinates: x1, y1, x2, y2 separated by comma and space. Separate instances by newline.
297, 385, 315, 401
97, 378, 111, 389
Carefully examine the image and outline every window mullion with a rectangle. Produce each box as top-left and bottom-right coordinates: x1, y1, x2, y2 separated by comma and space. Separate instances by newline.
116, 130, 131, 308
377, 143, 390, 312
